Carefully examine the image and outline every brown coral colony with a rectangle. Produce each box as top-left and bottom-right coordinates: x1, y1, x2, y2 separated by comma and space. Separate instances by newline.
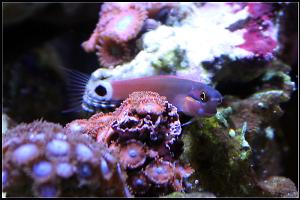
65, 91, 194, 196
82, 3, 176, 68
82, 3, 146, 68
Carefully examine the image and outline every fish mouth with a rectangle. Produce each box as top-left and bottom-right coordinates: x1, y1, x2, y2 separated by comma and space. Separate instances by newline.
211, 97, 223, 105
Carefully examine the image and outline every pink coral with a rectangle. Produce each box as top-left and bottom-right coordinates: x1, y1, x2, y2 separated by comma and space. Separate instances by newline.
118, 139, 147, 169
101, 4, 147, 43
96, 37, 131, 68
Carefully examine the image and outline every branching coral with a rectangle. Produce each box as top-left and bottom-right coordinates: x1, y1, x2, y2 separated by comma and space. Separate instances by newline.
3, 121, 130, 197
65, 91, 194, 196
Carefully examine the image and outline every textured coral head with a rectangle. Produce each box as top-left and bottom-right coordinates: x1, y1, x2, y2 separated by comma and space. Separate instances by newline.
110, 91, 182, 145
117, 91, 167, 116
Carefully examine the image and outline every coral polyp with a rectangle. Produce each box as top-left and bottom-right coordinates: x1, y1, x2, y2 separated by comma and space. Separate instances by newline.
127, 172, 151, 195
118, 140, 147, 169
101, 4, 147, 43
2, 121, 130, 197
82, 2, 179, 68
81, 3, 147, 68
96, 37, 131, 68
144, 159, 174, 185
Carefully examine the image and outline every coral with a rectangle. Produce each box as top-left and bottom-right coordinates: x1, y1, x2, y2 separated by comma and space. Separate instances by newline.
3, 2, 297, 198
144, 159, 174, 185
101, 4, 147, 43
65, 119, 90, 135
65, 91, 194, 196
96, 37, 131, 68
65, 113, 116, 140
3, 121, 130, 197
118, 139, 147, 169
82, 3, 165, 68
127, 172, 151, 196
108, 92, 183, 161
82, 3, 184, 68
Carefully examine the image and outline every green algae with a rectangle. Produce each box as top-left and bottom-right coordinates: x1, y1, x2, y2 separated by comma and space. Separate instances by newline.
181, 107, 262, 196
151, 49, 185, 72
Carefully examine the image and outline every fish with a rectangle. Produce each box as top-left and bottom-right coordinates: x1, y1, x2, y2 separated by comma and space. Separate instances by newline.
81, 73, 223, 118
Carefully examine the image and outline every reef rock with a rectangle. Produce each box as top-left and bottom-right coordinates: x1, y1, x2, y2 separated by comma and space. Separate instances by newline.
83, 3, 285, 85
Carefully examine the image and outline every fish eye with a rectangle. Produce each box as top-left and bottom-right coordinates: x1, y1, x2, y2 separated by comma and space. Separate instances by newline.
95, 85, 107, 96
200, 91, 208, 103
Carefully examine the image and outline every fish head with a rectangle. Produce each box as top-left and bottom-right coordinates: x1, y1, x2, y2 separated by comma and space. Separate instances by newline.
184, 84, 223, 117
